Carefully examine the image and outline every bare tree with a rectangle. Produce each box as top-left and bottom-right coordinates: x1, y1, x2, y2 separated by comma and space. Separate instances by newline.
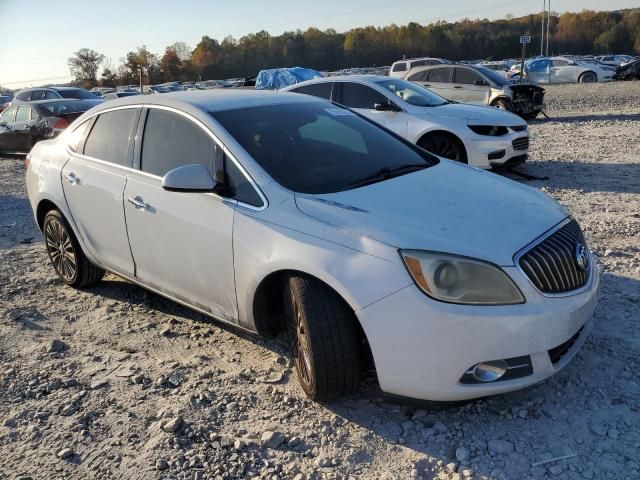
67, 48, 105, 87
169, 42, 192, 61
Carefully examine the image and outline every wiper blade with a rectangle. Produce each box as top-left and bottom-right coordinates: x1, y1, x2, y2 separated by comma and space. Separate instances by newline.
347, 163, 429, 188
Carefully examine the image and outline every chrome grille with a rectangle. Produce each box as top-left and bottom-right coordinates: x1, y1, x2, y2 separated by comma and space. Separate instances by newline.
512, 136, 529, 150
519, 220, 590, 294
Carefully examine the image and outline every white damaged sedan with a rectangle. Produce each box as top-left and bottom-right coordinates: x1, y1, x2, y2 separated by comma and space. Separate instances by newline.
285, 76, 530, 169
26, 91, 599, 403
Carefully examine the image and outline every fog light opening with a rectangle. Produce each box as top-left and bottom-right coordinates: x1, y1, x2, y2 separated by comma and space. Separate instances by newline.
472, 360, 508, 382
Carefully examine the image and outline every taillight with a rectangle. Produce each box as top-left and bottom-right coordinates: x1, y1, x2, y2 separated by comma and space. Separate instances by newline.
53, 118, 69, 130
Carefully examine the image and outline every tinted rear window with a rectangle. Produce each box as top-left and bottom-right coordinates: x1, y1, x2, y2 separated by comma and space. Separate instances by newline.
83, 108, 138, 166
291, 82, 333, 100
211, 102, 437, 194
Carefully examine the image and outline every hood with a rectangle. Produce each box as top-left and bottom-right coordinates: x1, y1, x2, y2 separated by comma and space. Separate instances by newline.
295, 162, 568, 266
427, 103, 523, 125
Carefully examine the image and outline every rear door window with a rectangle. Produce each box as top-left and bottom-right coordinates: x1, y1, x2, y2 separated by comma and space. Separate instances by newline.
427, 67, 452, 83
407, 70, 429, 82
44, 90, 59, 100
83, 108, 138, 167
290, 82, 333, 101
392, 62, 407, 73
29, 90, 45, 101
339, 83, 389, 109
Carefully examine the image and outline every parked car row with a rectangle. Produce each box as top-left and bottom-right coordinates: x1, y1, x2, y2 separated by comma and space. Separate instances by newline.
25, 90, 599, 403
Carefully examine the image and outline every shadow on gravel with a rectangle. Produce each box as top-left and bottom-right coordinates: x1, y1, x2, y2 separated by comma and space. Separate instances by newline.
500, 161, 640, 194
0, 194, 41, 250
532, 112, 640, 124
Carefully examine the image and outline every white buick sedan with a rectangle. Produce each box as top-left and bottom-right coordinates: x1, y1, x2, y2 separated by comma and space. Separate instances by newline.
284, 76, 529, 169
26, 91, 599, 403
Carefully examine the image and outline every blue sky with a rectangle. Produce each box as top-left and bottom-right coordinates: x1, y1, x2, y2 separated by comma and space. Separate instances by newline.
1, 0, 637, 87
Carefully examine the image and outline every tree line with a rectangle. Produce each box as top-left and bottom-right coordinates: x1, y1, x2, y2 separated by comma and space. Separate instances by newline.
67, 8, 640, 88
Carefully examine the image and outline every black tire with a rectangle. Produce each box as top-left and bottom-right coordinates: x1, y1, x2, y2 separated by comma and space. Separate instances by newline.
578, 71, 597, 83
418, 132, 467, 163
43, 209, 105, 288
284, 275, 362, 402
492, 98, 514, 112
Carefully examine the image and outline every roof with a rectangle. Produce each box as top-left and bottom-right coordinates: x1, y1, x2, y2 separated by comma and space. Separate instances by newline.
17, 86, 84, 92
27, 99, 90, 105
87, 89, 322, 114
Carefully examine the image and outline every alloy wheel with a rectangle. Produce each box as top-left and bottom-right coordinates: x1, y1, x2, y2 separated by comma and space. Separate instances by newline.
292, 294, 313, 391
45, 218, 77, 282
427, 139, 462, 161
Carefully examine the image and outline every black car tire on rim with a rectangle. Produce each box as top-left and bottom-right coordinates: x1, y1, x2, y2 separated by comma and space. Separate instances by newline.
579, 71, 597, 83
43, 209, 105, 288
418, 132, 468, 164
284, 275, 362, 402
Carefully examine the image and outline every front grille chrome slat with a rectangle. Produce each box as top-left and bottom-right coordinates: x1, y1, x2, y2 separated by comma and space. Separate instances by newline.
512, 137, 529, 151
519, 220, 590, 294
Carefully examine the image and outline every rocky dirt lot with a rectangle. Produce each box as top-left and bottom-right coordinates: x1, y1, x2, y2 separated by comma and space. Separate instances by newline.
0, 82, 639, 480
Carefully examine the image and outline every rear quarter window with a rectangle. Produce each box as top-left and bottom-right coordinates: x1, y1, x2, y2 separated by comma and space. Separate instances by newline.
291, 83, 333, 100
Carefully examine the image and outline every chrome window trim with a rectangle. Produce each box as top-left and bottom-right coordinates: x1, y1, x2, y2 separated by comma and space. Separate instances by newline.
64, 103, 268, 212
513, 217, 596, 298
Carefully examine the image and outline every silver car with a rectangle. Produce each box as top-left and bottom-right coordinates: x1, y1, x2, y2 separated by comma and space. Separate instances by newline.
404, 64, 545, 120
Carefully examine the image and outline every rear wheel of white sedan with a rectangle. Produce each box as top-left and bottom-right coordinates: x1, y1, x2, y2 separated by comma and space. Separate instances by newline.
43, 210, 105, 288
284, 275, 362, 402
579, 71, 597, 83
418, 132, 467, 164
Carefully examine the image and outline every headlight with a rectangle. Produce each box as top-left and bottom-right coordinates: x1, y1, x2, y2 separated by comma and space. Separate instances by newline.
400, 250, 525, 305
468, 125, 509, 136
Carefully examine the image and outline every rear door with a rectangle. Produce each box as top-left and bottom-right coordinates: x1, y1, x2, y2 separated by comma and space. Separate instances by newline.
423, 67, 454, 99
11, 106, 35, 151
452, 67, 491, 105
61, 108, 139, 276
550, 59, 573, 83
123, 107, 242, 322
337, 82, 408, 137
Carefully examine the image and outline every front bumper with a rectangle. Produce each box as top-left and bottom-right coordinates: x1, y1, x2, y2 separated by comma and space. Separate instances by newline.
466, 133, 529, 169
357, 261, 599, 402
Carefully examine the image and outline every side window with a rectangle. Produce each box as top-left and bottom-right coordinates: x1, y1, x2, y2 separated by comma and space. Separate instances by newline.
67, 120, 92, 153
427, 67, 452, 83
15, 106, 30, 122
15, 91, 30, 102
340, 83, 389, 109
291, 82, 333, 100
83, 109, 138, 166
410, 60, 427, 68
454, 68, 484, 85
407, 70, 429, 82
225, 160, 263, 207
44, 90, 59, 100
392, 62, 407, 72
29, 90, 45, 101
0, 108, 15, 124
140, 108, 221, 177
552, 59, 569, 67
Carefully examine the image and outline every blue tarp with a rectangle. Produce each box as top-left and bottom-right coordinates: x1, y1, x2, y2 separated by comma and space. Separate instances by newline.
255, 67, 323, 90
525, 58, 551, 74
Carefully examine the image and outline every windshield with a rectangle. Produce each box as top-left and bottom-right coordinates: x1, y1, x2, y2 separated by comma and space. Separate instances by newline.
58, 89, 98, 99
375, 79, 448, 107
211, 102, 437, 194
474, 66, 510, 86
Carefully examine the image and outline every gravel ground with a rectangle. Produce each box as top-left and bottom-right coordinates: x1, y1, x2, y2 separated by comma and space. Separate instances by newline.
1, 82, 639, 480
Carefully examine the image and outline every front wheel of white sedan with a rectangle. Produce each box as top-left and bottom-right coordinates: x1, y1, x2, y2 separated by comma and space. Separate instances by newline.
418, 132, 468, 164
579, 71, 597, 83
284, 275, 362, 402
43, 210, 105, 288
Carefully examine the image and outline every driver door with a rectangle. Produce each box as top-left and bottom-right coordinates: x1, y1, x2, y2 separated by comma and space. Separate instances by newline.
0, 107, 17, 152
336, 82, 408, 138
452, 67, 490, 105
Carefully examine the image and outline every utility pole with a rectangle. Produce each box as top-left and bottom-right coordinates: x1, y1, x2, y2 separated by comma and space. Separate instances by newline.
546, 0, 551, 57
541, 0, 546, 56
139, 68, 143, 93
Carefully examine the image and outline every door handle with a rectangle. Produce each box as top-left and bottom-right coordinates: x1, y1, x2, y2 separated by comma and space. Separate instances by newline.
454, 86, 463, 89
423, 84, 431, 87
64, 172, 79, 185
127, 196, 148, 210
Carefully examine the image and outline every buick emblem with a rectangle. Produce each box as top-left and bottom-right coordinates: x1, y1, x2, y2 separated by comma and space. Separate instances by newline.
575, 244, 589, 272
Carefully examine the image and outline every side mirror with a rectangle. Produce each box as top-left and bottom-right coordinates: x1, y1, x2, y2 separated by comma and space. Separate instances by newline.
474, 80, 489, 86
162, 164, 220, 193
374, 102, 400, 112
